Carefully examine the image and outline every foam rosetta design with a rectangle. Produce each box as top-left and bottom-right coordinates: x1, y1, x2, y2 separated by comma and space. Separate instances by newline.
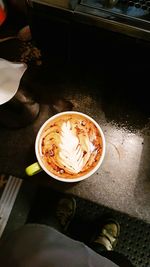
59, 121, 90, 173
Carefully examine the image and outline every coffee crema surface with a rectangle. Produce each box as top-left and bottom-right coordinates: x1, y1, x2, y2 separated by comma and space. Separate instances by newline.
39, 113, 103, 179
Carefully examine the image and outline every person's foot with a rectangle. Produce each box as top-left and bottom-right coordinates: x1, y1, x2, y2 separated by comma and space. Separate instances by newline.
93, 219, 120, 251
56, 197, 76, 232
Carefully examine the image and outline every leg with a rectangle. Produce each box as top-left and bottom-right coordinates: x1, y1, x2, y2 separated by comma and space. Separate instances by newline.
56, 197, 134, 267
0, 224, 119, 267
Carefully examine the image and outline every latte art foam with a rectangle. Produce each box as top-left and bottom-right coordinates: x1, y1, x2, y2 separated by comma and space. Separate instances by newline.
39, 113, 103, 179
59, 121, 91, 173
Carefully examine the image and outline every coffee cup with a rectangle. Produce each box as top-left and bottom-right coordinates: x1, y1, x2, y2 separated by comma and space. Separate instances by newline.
25, 111, 105, 182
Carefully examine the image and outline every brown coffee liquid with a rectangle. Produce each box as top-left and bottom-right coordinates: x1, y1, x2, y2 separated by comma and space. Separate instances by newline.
38, 113, 103, 179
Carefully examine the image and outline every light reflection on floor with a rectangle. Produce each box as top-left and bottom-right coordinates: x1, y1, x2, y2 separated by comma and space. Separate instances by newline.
59, 90, 150, 222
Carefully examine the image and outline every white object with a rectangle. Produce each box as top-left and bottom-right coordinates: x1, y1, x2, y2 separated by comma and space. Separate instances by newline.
0, 58, 27, 105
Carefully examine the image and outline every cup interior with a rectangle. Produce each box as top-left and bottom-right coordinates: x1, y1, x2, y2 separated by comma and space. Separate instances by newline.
35, 111, 105, 182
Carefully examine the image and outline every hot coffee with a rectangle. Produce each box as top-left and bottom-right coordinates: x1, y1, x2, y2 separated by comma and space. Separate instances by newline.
38, 112, 104, 179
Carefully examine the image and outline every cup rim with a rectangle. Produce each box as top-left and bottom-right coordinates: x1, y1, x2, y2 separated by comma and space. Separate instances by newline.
35, 111, 105, 183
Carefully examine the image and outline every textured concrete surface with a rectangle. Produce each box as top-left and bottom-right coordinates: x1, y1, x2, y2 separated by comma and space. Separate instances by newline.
34, 88, 150, 223
0, 33, 150, 224
24, 65, 150, 224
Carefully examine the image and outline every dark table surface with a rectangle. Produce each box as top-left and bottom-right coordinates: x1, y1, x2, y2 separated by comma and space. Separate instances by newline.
0, 18, 150, 224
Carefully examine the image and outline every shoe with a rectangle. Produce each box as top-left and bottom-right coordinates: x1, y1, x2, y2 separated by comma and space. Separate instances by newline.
56, 197, 76, 232
93, 219, 120, 251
